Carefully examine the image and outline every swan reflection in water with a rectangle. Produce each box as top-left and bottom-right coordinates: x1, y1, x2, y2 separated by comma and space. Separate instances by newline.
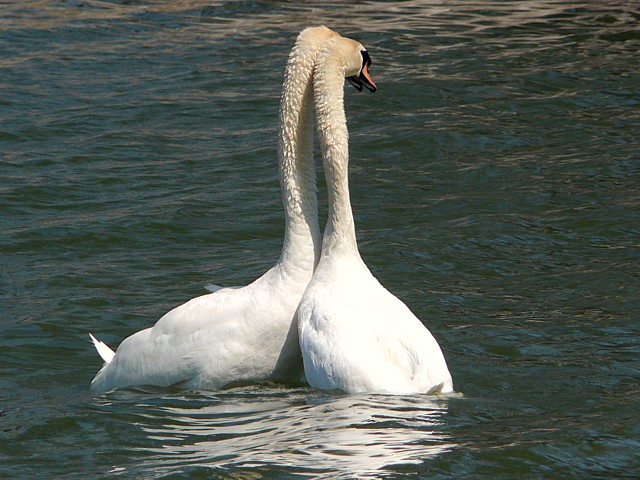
129, 387, 455, 477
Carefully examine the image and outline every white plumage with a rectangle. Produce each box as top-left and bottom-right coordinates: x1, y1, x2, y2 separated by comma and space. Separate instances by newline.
298, 34, 454, 395
89, 27, 340, 393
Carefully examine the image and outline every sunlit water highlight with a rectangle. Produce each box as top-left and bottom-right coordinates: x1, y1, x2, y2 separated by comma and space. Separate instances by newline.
125, 388, 452, 478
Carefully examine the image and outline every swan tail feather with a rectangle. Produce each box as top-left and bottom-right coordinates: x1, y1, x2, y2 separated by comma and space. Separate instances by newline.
89, 333, 115, 364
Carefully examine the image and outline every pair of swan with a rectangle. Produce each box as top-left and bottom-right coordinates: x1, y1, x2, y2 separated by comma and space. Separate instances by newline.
90, 27, 453, 395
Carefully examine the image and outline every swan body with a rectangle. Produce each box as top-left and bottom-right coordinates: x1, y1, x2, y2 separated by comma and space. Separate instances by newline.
90, 26, 339, 393
297, 35, 454, 395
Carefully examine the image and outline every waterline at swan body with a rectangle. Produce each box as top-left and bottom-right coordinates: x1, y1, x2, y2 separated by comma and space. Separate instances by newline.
297, 35, 453, 395
89, 26, 339, 393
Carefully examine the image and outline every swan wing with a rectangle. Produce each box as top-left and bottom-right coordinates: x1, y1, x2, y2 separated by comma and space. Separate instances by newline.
91, 273, 303, 392
360, 282, 454, 393
300, 263, 452, 394
90, 285, 261, 392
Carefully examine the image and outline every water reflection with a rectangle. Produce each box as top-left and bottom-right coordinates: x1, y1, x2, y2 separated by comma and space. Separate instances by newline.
124, 387, 453, 477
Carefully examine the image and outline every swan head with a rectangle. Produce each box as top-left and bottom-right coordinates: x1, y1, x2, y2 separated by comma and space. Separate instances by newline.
321, 36, 377, 94
345, 43, 377, 93
346, 48, 377, 93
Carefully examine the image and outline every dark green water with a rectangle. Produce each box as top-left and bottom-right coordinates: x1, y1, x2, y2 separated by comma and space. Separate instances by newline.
2, 1, 639, 478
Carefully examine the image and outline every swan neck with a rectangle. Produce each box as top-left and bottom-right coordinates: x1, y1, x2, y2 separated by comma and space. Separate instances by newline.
314, 53, 358, 255
277, 35, 322, 270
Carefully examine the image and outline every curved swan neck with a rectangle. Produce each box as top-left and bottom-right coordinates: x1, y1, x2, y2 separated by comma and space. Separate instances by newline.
314, 42, 359, 255
277, 28, 336, 269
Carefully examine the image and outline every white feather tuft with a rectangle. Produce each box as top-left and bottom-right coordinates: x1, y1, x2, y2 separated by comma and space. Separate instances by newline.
204, 284, 224, 293
89, 333, 115, 364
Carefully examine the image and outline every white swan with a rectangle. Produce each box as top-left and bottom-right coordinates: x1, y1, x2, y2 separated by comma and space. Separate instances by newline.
89, 26, 340, 393
297, 35, 454, 395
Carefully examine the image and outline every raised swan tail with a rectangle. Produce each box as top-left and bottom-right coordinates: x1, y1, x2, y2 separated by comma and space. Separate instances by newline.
89, 333, 115, 364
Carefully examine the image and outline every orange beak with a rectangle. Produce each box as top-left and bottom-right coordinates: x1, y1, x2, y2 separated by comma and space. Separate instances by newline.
347, 50, 377, 93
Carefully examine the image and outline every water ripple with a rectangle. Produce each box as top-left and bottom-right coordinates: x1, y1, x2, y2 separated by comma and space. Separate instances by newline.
87, 387, 453, 478
2, 1, 639, 478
